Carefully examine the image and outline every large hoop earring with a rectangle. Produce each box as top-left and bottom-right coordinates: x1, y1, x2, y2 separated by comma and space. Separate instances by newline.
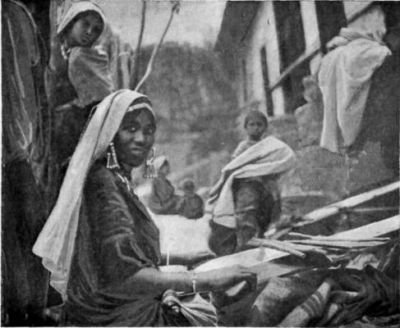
143, 147, 156, 179
106, 142, 120, 170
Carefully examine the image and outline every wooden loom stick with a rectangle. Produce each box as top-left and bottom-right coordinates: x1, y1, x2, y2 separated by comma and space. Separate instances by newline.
287, 232, 390, 242
250, 238, 306, 258
288, 239, 386, 249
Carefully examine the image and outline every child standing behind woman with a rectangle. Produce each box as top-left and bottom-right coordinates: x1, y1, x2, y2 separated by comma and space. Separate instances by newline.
48, 1, 135, 169
55, 1, 135, 110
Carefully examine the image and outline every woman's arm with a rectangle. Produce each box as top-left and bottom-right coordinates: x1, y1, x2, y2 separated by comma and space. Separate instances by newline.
127, 265, 257, 296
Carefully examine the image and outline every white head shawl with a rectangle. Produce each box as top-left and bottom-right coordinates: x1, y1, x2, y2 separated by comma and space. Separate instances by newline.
57, 1, 106, 37
33, 90, 154, 299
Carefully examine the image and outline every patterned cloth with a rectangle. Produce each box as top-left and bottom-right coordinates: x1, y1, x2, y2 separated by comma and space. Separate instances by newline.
250, 266, 399, 327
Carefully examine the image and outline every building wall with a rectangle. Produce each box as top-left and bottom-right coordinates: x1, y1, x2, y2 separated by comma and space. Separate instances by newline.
263, 1, 286, 116
300, 1, 323, 75
235, 0, 379, 118
236, 1, 285, 116
243, 6, 265, 110
237, 1, 318, 117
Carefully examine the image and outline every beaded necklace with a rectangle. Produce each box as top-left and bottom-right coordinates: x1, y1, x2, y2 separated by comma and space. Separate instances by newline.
110, 168, 136, 196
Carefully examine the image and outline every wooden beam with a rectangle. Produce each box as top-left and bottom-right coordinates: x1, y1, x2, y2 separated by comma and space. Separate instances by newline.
269, 46, 320, 91
299, 182, 400, 225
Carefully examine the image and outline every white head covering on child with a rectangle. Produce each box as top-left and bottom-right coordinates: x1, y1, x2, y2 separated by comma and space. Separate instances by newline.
57, 1, 105, 36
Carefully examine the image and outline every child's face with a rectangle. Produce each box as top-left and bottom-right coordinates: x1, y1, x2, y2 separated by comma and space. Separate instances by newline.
67, 12, 103, 47
245, 118, 266, 141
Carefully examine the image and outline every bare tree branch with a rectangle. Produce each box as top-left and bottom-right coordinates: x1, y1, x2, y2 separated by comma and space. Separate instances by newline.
134, 1, 180, 91
129, 0, 147, 90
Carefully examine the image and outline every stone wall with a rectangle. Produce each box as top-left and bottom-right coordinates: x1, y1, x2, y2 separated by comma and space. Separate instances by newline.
276, 74, 397, 210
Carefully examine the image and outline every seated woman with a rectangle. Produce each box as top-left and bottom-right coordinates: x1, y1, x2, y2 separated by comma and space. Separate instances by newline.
33, 90, 257, 326
148, 156, 181, 215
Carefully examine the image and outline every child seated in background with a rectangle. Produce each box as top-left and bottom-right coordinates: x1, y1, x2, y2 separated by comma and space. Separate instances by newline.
177, 179, 204, 219
148, 156, 180, 215
232, 110, 268, 158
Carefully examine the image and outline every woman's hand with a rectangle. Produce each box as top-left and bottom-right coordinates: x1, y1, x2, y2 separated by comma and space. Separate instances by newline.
198, 265, 257, 292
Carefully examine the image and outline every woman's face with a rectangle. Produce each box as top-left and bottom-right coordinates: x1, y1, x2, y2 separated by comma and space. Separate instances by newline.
114, 108, 156, 170
67, 12, 103, 47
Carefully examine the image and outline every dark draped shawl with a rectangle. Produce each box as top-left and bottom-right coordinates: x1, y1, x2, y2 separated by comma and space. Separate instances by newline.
65, 162, 184, 326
